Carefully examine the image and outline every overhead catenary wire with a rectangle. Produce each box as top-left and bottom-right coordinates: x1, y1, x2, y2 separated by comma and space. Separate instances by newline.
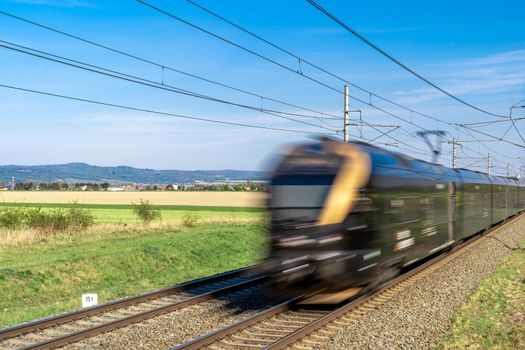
349, 118, 429, 154
2, 40, 426, 154
461, 116, 525, 126
452, 119, 525, 155
461, 127, 517, 160
1, 42, 497, 169
509, 107, 525, 144
139, 0, 515, 160
0, 83, 337, 135
0, 9, 341, 121
500, 122, 516, 141
184, 0, 472, 131
305, 0, 509, 119
3, 7, 442, 156
463, 157, 489, 169
135, 0, 349, 97
458, 124, 525, 149
513, 97, 525, 106
2, 5, 518, 169
0, 20, 430, 154
0, 40, 340, 132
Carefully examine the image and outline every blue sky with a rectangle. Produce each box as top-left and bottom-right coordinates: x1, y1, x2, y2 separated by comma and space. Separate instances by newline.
1, 0, 524, 174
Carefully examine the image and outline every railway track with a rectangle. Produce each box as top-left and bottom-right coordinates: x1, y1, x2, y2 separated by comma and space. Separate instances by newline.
2, 214, 521, 350
0, 267, 266, 350
174, 213, 523, 350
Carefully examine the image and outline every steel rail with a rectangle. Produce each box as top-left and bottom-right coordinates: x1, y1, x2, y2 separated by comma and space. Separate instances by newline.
266, 211, 524, 350
0, 266, 255, 341
19, 275, 268, 350
174, 297, 303, 350
173, 211, 524, 350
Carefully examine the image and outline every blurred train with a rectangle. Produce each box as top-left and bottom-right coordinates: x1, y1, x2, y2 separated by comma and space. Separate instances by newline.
262, 139, 525, 298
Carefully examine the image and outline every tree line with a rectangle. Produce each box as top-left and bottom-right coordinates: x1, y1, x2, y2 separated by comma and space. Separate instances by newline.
0, 181, 266, 192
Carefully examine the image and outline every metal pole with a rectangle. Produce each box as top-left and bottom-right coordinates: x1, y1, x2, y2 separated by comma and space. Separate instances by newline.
452, 138, 456, 169
487, 153, 491, 175
344, 85, 349, 143
507, 163, 510, 177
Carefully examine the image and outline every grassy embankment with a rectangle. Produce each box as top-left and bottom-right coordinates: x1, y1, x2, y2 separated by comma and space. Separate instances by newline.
0, 203, 268, 328
439, 238, 525, 349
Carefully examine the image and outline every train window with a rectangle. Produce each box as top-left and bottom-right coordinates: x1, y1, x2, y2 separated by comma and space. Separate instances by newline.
276, 153, 342, 175
271, 174, 334, 203
270, 152, 343, 224
270, 175, 336, 224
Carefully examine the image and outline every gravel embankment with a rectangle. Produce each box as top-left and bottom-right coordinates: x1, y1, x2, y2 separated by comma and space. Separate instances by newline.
62, 285, 283, 350
309, 214, 525, 350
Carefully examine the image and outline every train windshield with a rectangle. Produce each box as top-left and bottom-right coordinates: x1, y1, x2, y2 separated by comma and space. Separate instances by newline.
270, 153, 343, 225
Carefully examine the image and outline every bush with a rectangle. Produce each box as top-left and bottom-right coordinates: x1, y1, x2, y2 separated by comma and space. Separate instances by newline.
25, 205, 94, 233
0, 204, 94, 234
181, 212, 199, 228
25, 208, 56, 232
67, 205, 95, 231
133, 199, 161, 225
0, 207, 25, 231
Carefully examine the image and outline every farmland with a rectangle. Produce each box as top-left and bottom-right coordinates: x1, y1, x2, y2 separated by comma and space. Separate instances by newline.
0, 191, 267, 207
0, 197, 268, 328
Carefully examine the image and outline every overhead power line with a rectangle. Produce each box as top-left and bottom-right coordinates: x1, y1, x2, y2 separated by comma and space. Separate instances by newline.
173, 0, 466, 130
135, 0, 348, 96
509, 105, 525, 144
1, 39, 427, 154
0, 83, 336, 135
140, 0, 511, 160
459, 124, 525, 149
305, 0, 509, 118
0, 39, 339, 132
513, 97, 525, 106
0, 44, 425, 154
461, 126, 518, 160
462, 116, 525, 126
0, 9, 340, 121
1, 5, 515, 166
134, 0, 446, 153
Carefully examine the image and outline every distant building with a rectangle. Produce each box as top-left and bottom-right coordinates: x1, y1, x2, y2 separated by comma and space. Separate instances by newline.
108, 186, 126, 192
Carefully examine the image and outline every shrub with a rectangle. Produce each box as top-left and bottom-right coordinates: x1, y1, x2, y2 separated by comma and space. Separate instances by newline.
0, 207, 25, 231
67, 205, 95, 231
25, 208, 53, 232
181, 212, 199, 228
133, 199, 161, 225
25, 205, 94, 233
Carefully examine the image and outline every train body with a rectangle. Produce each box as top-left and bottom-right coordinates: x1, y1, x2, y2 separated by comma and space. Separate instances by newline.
263, 139, 525, 295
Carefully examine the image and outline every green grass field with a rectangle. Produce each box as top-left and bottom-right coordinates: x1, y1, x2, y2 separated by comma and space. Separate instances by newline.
439, 238, 525, 349
0, 202, 265, 224
0, 202, 265, 212
0, 203, 268, 328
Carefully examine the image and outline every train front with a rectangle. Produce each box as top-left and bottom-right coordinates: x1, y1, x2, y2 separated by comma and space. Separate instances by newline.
262, 140, 372, 295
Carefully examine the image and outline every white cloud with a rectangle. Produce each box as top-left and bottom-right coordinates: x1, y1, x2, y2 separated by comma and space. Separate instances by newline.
388, 49, 525, 106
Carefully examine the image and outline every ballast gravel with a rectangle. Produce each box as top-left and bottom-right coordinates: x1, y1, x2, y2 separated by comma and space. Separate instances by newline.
59, 215, 524, 350
61, 285, 284, 350
310, 214, 525, 350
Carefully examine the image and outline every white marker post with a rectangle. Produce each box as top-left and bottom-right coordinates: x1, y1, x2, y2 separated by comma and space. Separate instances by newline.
82, 293, 98, 308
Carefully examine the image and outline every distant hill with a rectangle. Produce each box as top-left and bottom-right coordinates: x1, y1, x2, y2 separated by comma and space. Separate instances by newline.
0, 163, 267, 184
